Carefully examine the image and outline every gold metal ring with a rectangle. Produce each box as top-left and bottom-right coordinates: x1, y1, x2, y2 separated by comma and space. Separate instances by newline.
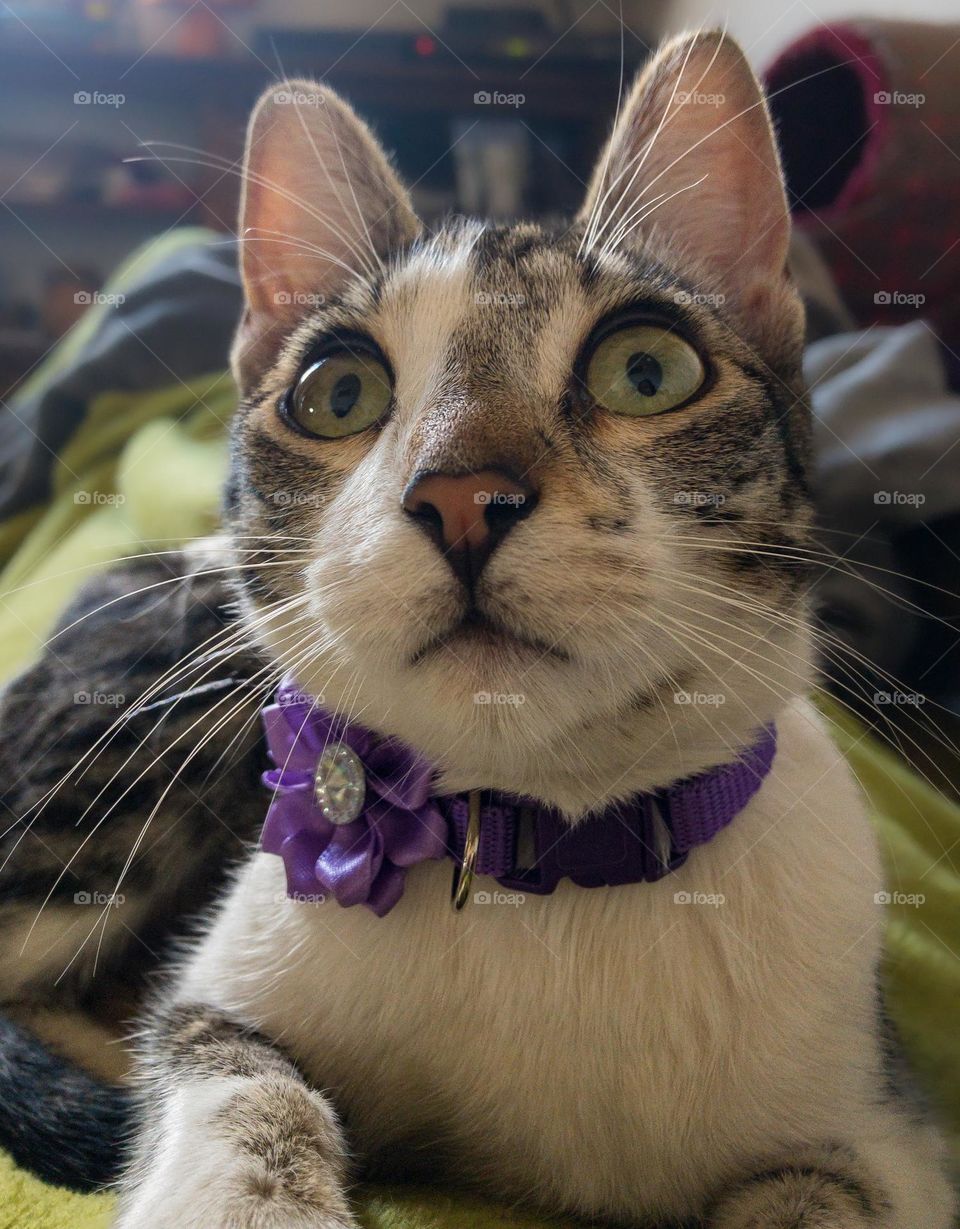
451, 788, 482, 911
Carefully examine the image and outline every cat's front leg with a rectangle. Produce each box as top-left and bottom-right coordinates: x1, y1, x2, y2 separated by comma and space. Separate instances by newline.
115, 1003, 355, 1229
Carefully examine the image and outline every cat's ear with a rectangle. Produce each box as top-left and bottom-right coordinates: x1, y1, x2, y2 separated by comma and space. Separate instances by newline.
579, 32, 798, 351
233, 81, 420, 381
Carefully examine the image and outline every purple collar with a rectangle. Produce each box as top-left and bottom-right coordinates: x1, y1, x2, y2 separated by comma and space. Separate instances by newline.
260, 678, 777, 917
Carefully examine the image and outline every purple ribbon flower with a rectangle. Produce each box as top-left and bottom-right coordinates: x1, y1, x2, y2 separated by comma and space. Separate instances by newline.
261, 678, 448, 916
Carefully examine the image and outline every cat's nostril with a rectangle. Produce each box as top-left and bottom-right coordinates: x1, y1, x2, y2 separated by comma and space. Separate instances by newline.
401, 468, 537, 587
406, 497, 445, 549
484, 488, 538, 535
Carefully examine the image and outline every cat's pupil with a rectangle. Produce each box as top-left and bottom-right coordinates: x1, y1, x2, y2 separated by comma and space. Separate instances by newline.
626, 352, 662, 398
330, 372, 362, 418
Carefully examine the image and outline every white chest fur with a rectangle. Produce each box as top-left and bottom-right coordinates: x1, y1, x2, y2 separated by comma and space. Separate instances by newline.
181, 699, 889, 1221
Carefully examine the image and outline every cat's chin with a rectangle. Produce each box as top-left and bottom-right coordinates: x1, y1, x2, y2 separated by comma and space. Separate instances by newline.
409, 608, 569, 669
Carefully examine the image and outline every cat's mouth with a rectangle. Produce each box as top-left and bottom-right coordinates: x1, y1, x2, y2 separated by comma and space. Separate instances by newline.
409, 607, 569, 667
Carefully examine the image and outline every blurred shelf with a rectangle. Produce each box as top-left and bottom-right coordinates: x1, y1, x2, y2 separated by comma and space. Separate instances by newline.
0, 43, 630, 121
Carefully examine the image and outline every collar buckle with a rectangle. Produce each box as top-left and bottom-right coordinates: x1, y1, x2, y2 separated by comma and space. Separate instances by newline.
451, 789, 483, 910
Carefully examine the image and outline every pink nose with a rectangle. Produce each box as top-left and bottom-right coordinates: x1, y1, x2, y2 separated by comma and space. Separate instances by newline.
402, 468, 537, 588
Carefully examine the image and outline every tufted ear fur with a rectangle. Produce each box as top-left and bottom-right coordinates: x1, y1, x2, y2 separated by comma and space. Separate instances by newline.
579, 32, 802, 356
232, 79, 421, 388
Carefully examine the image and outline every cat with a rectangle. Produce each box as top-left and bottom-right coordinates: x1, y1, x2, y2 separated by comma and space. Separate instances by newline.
0, 28, 956, 1229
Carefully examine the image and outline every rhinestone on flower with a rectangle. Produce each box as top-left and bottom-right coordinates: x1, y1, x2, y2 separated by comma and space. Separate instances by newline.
314, 745, 366, 826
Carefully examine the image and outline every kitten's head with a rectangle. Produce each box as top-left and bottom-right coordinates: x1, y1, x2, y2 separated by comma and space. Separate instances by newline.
226, 32, 813, 815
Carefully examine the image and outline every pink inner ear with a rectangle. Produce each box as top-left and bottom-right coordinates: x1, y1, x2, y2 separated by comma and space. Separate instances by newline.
236, 84, 420, 322
581, 35, 791, 304
239, 134, 374, 318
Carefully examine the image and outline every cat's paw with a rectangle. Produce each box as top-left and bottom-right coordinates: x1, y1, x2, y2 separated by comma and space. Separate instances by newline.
115, 1193, 353, 1229
708, 1157, 879, 1229
114, 1154, 356, 1229
114, 1075, 356, 1229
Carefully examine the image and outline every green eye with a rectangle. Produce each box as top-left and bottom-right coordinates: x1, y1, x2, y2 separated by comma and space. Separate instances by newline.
288, 350, 392, 439
584, 323, 705, 417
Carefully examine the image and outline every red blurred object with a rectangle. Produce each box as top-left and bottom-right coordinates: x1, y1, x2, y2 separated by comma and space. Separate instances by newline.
414, 34, 437, 57
136, 0, 257, 57
766, 20, 960, 351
